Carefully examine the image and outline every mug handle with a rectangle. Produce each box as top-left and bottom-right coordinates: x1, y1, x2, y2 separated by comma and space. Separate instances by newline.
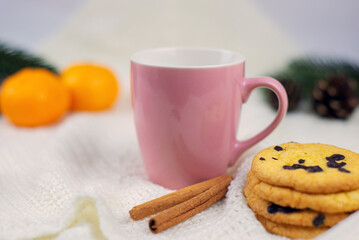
229, 77, 288, 166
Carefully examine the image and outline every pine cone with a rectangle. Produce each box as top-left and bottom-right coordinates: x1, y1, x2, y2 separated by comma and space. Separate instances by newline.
268, 79, 301, 111
312, 75, 358, 119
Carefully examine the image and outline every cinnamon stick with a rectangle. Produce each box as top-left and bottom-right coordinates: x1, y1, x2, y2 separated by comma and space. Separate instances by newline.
129, 174, 232, 220
148, 175, 232, 233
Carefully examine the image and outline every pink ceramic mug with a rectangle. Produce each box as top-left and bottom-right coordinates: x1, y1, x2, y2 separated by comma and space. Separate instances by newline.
131, 47, 288, 189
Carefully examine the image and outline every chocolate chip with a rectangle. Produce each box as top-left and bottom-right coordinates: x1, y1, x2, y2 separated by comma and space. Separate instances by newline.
325, 154, 350, 173
327, 161, 346, 168
267, 203, 301, 214
260, 157, 265, 161
339, 168, 351, 173
283, 164, 323, 173
307, 166, 324, 173
274, 146, 283, 151
298, 159, 305, 164
272, 157, 278, 160
326, 154, 345, 161
313, 214, 325, 227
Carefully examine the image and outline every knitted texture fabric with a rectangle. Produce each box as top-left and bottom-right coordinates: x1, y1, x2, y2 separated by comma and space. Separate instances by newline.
0, 110, 280, 240
1, 108, 359, 240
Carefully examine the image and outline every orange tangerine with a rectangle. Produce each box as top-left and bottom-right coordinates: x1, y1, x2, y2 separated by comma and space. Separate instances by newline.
61, 63, 119, 111
0, 68, 70, 127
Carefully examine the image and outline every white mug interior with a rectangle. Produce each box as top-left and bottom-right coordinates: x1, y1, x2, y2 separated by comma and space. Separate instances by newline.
131, 47, 245, 68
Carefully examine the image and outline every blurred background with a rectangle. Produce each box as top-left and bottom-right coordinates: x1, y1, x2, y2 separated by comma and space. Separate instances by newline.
1, 1, 359, 238
1, 0, 358, 102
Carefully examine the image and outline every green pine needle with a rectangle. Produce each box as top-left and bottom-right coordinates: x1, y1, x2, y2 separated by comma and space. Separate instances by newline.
271, 57, 359, 96
0, 42, 58, 84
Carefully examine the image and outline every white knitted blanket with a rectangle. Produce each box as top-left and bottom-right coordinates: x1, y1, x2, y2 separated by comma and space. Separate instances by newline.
1, 105, 359, 240
0, 109, 279, 240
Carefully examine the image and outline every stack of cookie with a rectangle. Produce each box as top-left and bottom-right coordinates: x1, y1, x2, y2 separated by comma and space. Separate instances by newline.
245, 142, 359, 239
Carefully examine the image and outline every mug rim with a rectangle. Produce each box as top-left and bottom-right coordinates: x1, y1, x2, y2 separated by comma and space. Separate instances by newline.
130, 46, 245, 69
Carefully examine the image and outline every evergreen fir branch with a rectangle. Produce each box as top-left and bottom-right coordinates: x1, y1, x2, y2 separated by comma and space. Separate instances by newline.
0, 42, 58, 83
271, 57, 359, 96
